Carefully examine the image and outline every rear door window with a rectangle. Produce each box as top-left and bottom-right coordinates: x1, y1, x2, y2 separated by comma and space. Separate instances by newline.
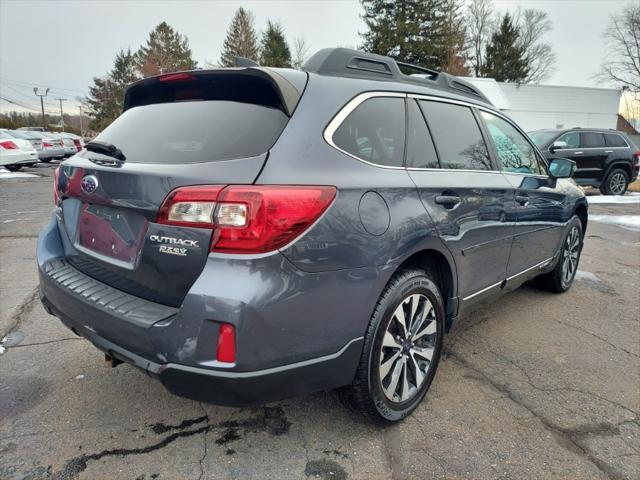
94, 100, 289, 164
419, 100, 491, 170
556, 132, 580, 149
604, 133, 628, 148
480, 111, 542, 175
332, 96, 405, 167
581, 132, 606, 148
406, 99, 439, 169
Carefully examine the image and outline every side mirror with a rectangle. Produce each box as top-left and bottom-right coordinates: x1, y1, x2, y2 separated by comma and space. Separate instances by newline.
548, 158, 576, 179
549, 140, 567, 154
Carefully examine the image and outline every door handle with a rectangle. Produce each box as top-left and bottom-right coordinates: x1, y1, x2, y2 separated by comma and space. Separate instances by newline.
574, 151, 583, 155
515, 194, 529, 205
435, 195, 461, 208
604, 150, 613, 153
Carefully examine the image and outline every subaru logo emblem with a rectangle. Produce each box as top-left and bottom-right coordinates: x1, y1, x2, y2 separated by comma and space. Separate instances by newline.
81, 175, 99, 194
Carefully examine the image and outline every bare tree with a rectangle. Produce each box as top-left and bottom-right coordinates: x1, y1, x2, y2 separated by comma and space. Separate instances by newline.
600, 2, 640, 92
466, 0, 494, 76
515, 8, 556, 83
292, 36, 309, 69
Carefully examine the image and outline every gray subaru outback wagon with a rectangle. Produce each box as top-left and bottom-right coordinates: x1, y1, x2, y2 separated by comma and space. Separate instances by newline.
37, 48, 587, 423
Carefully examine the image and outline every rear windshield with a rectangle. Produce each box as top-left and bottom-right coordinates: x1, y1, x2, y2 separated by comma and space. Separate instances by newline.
94, 100, 289, 164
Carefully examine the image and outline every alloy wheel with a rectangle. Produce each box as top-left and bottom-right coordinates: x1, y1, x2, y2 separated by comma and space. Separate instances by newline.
561, 226, 580, 287
379, 294, 438, 403
609, 173, 626, 195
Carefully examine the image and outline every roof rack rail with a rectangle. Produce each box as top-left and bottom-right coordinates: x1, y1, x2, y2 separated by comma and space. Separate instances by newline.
302, 48, 491, 105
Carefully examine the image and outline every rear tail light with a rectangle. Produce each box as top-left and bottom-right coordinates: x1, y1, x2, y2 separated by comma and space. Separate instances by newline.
73, 139, 82, 151
158, 72, 195, 83
59, 140, 64, 147
216, 323, 236, 363
53, 166, 60, 205
633, 150, 640, 167
157, 185, 337, 254
0, 140, 18, 150
43, 141, 53, 148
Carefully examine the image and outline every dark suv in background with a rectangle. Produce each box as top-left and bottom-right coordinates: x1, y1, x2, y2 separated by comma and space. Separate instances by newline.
38, 48, 587, 423
529, 128, 639, 195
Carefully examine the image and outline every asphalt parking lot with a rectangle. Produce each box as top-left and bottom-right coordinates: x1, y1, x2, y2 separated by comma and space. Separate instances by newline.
1, 163, 638, 480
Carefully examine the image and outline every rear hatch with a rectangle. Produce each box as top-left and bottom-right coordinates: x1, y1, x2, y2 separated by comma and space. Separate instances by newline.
55, 68, 306, 307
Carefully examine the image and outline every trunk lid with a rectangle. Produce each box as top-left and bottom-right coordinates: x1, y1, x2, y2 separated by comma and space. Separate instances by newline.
56, 67, 305, 307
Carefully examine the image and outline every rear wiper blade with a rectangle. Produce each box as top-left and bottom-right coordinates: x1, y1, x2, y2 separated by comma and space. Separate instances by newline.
85, 141, 126, 161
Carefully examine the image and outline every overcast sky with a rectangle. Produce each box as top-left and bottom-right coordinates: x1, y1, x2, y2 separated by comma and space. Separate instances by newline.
0, 0, 629, 115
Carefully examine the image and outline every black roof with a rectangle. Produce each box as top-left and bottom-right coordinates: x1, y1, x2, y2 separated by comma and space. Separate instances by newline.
302, 48, 491, 105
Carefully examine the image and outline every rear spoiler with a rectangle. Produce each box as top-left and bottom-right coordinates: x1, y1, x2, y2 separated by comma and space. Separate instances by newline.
123, 68, 304, 117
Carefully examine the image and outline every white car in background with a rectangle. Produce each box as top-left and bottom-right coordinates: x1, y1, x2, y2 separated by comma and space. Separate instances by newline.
57, 132, 84, 154
29, 131, 65, 162
6, 129, 44, 154
49, 132, 78, 157
0, 130, 39, 171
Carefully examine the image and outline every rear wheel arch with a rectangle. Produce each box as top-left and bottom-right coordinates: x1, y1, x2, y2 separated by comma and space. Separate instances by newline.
604, 161, 632, 180
393, 249, 456, 320
574, 203, 588, 236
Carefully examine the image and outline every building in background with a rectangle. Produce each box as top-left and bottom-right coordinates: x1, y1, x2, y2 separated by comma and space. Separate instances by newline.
464, 78, 621, 132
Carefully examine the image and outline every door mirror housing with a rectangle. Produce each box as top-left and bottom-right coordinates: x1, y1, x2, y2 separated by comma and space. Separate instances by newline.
548, 158, 576, 179
549, 140, 568, 153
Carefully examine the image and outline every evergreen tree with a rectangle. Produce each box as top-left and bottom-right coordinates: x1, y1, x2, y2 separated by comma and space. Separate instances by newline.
484, 13, 529, 82
360, 0, 451, 69
220, 8, 259, 66
440, 0, 469, 75
86, 49, 138, 132
136, 22, 197, 77
260, 21, 292, 67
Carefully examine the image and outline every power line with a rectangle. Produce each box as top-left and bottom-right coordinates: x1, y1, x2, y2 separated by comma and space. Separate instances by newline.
0, 77, 88, 95
0, 83, 78, 111
0, 96, 58, 115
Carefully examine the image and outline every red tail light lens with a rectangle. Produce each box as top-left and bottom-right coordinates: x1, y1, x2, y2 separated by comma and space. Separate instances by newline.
158, 72, 195, 83
213, 185, 337, 253
0, 140, 18, 150
43, 141, 53, 148
157, 185, 224, 228
633, 150, 640, 166
157, 185, 337, 254
53, 166, 60, 205
73, 139, 82, 150
216, 323, 236, 363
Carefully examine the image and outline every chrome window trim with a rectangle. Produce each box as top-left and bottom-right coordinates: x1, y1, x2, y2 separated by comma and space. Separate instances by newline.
550, 131, 630, 153
323, 91, 407, 170
323, 91, 555, 178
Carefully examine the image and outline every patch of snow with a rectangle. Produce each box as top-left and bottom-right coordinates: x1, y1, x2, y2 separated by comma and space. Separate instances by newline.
575, 270, 600, 283
587, 194, 640, 204
75, 374, 85, 380
0, 169, 38, 179
589, 214, 640, 232
0, 345, 4, 355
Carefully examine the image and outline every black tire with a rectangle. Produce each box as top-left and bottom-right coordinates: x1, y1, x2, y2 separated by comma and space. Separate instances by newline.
5, 164, 21, 172
600, 168, 629, 195
534, 216, 583, 293
40, 158, 52, 163
343, 268, 444, 424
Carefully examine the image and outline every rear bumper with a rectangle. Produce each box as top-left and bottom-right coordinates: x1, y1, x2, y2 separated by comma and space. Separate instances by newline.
37, 215, 377, 405
39, 288, 362, 406
1, 151, 38, 166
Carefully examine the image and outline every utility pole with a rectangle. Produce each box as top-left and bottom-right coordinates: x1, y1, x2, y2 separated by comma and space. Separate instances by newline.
33, 87, 50, 128
55, 97, 67, 132
78, 105, 84, 137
